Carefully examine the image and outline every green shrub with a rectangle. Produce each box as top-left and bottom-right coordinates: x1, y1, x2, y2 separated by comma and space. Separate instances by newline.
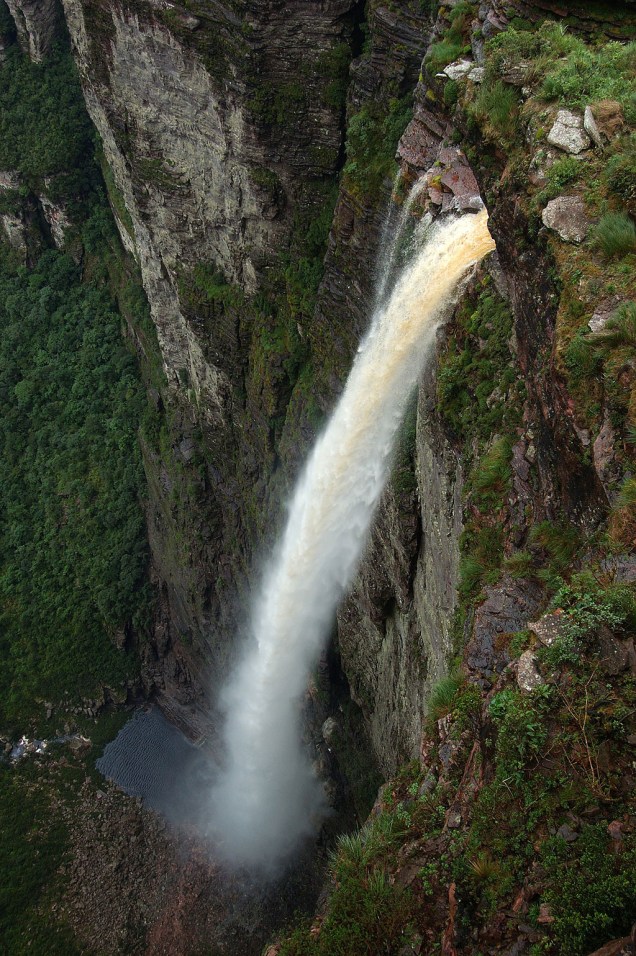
605, 135, 636, 214
537, 155, 583, 205
444, 79, 459, 108
343, 96, 412, 198
615, 475, 636, 509
541, 825, 636, 954
426, 672, 465, 724
589, 301, 636, 352
528, 521, 580, 576
471, 80, 520, 145
424, 3, 474, 76
459, 554, 490, 598
436, 283, 519, 443
473, 435, 512, 497
540, 39, 636, 118
318, 42, 351, 111
489, 688, 549, 775
593, 212, 636, 258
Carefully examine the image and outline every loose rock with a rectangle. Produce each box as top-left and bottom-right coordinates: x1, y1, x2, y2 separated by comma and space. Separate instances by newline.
547, 109, 590, 154
516, 650, 543, 693
443, 59, 472, 81
528, 611, 567, 647
542, 196, 590, 243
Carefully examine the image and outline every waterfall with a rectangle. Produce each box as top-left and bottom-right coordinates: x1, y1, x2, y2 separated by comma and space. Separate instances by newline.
209, 206, 495, 871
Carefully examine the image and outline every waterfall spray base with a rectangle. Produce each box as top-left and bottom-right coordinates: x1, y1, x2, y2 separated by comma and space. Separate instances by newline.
209, 209, 495, 872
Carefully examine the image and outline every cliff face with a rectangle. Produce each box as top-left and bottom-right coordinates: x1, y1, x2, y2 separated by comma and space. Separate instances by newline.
55, 0, 364, 723
3, 0, 636, 950
7, 0, 631, 770
53, 0, 438, 747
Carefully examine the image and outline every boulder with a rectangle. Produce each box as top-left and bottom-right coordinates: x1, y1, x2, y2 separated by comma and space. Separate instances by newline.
517, 650, 544, 693
467, 576, 543, 677
439, 156, 482, 211
597, 626, 632, 676
528, 611, 567, 647
547, 110, 590, 155
542, 196, 590, 243
443, 59, 473, 81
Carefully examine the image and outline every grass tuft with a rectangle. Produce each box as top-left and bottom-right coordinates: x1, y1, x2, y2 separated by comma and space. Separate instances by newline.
593, 212, 636, 258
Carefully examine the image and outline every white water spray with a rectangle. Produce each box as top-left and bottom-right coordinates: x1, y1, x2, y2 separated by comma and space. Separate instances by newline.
210, 208, 495, 870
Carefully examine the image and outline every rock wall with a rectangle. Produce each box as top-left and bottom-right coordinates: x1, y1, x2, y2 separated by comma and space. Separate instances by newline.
5, 0, 62, 60
54, 0, 632, 766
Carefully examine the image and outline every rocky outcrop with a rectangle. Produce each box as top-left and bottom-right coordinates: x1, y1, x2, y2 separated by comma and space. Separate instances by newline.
547, 109, 591, 155
5, 0, 63, 60
58, 0, 367, 718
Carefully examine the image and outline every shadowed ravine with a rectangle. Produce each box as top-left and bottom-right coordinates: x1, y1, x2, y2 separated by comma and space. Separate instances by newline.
209, 207, 496, 871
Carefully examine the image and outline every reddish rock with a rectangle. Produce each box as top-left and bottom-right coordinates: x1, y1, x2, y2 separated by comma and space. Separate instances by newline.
585, 932, 634, 955
440, 162, 482, 211
537, 903, 554, 925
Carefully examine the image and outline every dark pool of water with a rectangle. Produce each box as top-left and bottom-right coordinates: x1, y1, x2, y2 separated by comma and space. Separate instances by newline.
96, 707, 215, 824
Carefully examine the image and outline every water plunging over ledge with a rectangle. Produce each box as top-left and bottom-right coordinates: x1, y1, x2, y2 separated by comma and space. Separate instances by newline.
209, 206, 495, 871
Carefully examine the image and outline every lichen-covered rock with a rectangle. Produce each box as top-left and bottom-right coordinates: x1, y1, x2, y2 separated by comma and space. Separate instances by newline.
547, 109, 590, 155
0, 211, 26, 257
542, 196, 590, 243
593, 416, 617, 488
443, 58, 472, 80
589, 298, 621, 333
516, 649, 543, 692
527, 611, 566, 647
584, 105, 604, 147
5, 0, 62, 61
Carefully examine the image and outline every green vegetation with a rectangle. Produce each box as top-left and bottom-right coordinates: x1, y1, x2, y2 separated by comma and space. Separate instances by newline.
343, 96, 413, 199
278, 799, 429, 956
0, 237, 149, 727
605, 133, 636, 213
528, 521, 582, 582
318, 42, 351, 111
540, 576, 636, 666
541, 825, 636, 955
0, 47, 95, 197
250, 80, 308, 127
593, 211, 636, 258
470, 79, 519, 146
0, 33, 152, 729
436, 279, 520, 444
424, 3, 475, 76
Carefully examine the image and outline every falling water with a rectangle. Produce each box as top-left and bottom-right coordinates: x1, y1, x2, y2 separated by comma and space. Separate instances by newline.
210, 206, 495, 870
